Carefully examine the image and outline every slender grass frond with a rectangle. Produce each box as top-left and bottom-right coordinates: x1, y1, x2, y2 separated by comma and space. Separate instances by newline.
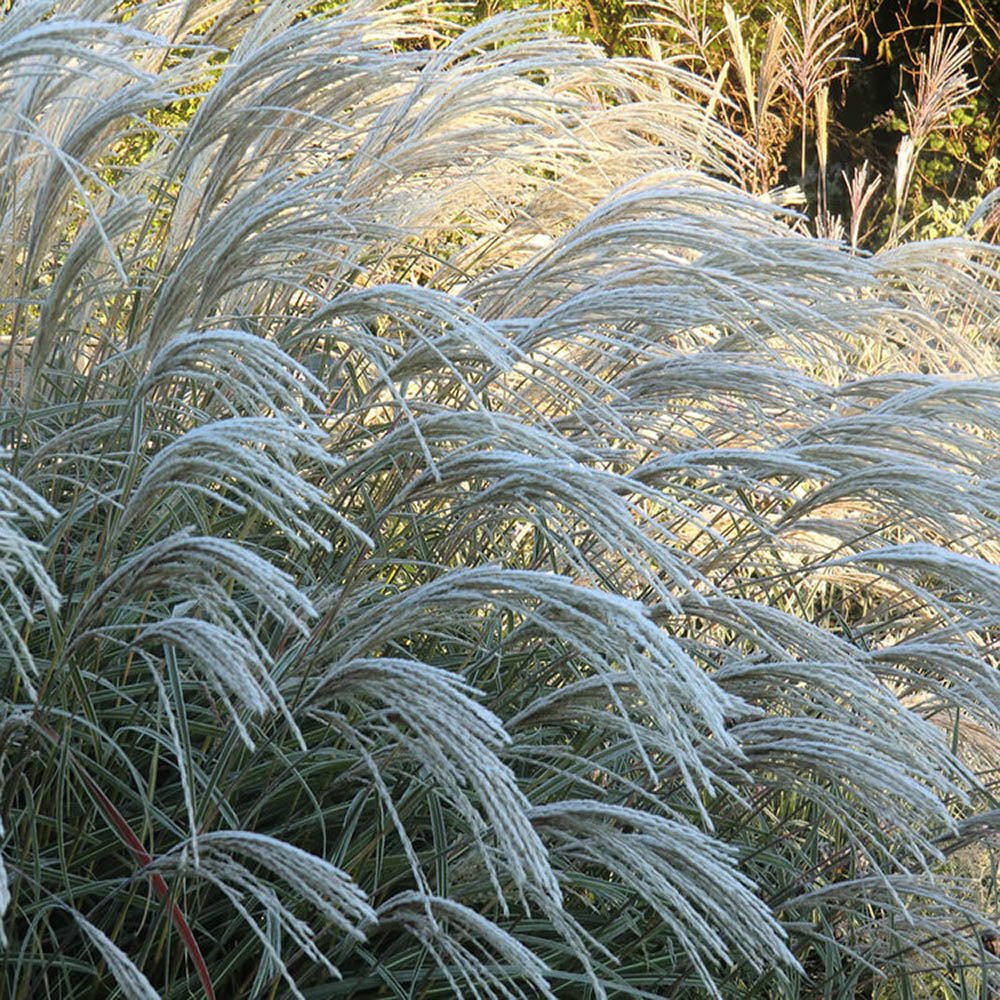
0, 817, 8, 950
119, 415, 370, 550
378, 892, 559, 1000
891, 31, 976, 244
71, 910, 161, 1000
73, 529, 317, 638
157, 831, 375, 999
531, 801, 795, 997
138, 329, 327, 424
304, 656, 562, 912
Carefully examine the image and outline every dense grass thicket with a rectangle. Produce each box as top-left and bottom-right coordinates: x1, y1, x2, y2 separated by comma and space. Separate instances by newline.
5, 2, 1000, 997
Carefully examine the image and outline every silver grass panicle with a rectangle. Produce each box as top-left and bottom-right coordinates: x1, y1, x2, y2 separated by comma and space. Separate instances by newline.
135, 615, 276, 718
118, 415, 372, 550
776, 874, 995, 983
169, 830, 377, 940
890, 32, 976, 244
0, 466, 61, 611
0, 817, 7, 949
136, 329, 328, 425
530, 801, 794, 997
483, 175, 999, 379
71, 911, 160, 1000
129, 4, 742, 353
157, 831, 376, 999
383, 447, 708, 601
320, 566, 749, 797
0, 464, 60, 699
72, 529, 318, 639
304, 656, 561, 914
378, 892, 558, 1000
4, 1, 1000, 998
968, 184, 1000, 236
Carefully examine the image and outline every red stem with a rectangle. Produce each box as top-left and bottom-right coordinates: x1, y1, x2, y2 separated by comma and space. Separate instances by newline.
37, 721, 216, 1000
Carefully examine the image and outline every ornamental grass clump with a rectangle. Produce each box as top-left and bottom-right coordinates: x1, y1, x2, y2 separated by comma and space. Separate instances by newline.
3, 2, 1000, 998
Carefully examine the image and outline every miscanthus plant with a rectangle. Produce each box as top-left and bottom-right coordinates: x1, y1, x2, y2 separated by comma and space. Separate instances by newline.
4, 1, 1000, 998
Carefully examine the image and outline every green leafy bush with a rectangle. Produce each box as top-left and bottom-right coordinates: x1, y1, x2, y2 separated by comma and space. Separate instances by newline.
4, 3, 1000, 998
